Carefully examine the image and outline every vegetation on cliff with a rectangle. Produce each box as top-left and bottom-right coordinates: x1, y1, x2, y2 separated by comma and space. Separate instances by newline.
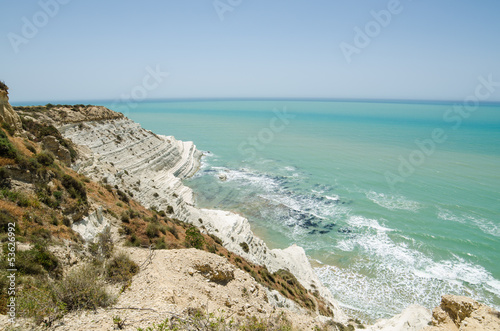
0, 103, 338, 329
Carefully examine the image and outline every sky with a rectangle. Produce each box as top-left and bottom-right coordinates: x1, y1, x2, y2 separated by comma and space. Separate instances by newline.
1, 0, 500, 103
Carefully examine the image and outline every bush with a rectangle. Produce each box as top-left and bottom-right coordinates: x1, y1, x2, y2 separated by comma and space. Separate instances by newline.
62, 174, 87, 202
0, 129, 17, 159
18, 279, 65, 324
184, 226, 205, 250
97, 227, 114, 259
145, 223, 160, 238
120, 211, 130, 223
36, 151, 55, 166
166, 205, 174, 214
240, 242, 250, 253
154, 238, 166, 249
116, 189, 129, 203
1, 122, 15, 136
54, 264, 113, 311
105, 252, 139, 283
0, 209, 17, 233
0, 167, 11, 189
17, 242, 61, 278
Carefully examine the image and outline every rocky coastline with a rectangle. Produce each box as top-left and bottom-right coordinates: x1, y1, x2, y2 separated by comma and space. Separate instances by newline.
2, 97, 499, 330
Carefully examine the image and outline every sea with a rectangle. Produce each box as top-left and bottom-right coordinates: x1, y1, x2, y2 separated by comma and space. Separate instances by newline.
46, 99, 500, 321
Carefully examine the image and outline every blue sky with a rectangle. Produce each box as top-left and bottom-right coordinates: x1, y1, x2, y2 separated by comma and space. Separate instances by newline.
1, 0, 500, 102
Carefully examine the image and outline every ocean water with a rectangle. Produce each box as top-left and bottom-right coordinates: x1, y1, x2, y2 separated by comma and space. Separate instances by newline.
106, 99, 500, 322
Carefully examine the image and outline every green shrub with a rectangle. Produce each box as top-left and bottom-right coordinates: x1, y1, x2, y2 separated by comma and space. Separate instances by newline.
240, 242, 250, 253
120, 211, 130, 223
36, 151, 55, 166
18, 279, 65, 324
0, 167, 11, 189
116, 189, 129, 203
154, 238, 167, 249
62, 174, 87, 202
184, 226, 205, 249
1, 122, 15, 136
97, 227, 114, 259
0, 209, 17, 233
105, 253, 139, 283
145, 223, 161, 238
54, 264, 113, 311
17, 242, 61, 278
0, 130, 17, 159
166, 205, 174, 214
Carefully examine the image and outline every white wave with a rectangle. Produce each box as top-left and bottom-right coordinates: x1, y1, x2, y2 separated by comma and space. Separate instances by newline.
325, 195, 340, 201
222, 168, 280, 192
319, 238, 500, 320
346, 215, 393, 232
437, 208, 499, 237
468, 215, 500, 238
366, 191, 421, 212
486, 279, 500, 297
437, 208, 466, 224
325, 220, 500, 321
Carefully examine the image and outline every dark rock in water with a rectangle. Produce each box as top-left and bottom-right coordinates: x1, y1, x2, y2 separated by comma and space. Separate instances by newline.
308, 230, 318, 235
288, 209, 320, 228
319, 230, 330, 234
324, 223, 336, 229
337, 227, 352, 234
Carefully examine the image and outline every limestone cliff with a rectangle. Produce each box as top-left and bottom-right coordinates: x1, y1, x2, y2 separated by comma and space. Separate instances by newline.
0, 87, 22, 133
48, 109, 346, 322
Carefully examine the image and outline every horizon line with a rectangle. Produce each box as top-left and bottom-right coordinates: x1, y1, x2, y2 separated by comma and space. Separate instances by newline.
10, 96, 500, 106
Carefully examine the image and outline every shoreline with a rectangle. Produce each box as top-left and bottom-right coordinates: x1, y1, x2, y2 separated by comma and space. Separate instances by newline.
50, 110, 348, 322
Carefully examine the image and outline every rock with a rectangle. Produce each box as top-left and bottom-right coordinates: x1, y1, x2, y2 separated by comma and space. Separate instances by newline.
42, 135, 72, 165
194, 262, 235, 285
218, 173, 227, 181
365, 304, 432, 331
71, 207, 109, 242
422, 295, 500, 331
0, 88, 22, 133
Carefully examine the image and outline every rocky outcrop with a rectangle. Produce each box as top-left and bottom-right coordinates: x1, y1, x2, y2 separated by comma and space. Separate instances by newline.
42, 135, 71, 165
422, 295, 500, 331
71, 207, 110, 242
50, 110, 346, 322
46, 105, 124, 123
2, 248, 328, 330
0, 88, 22, 133
365, 305, 432, 331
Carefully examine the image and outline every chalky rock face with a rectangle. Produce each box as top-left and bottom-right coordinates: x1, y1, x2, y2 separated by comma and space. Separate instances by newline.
0, 89, 22, 133
53, 109, 346, 321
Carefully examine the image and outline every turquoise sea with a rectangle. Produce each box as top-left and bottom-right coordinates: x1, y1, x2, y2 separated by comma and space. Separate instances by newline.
105, 99, 499, 321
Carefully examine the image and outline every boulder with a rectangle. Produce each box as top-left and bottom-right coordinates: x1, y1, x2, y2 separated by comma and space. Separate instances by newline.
42, 135, 71, 165
423, 295, 500, 331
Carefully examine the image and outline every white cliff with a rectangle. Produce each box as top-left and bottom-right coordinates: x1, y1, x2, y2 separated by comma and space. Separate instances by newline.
56, 113, 347, 321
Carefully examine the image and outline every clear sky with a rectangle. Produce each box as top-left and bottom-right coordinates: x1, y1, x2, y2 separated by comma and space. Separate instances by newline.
1, 0, 500, 103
